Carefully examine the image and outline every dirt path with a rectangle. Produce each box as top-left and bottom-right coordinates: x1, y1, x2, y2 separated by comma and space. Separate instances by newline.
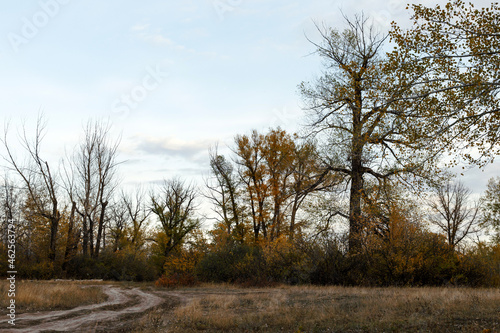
0, 285, 168, 333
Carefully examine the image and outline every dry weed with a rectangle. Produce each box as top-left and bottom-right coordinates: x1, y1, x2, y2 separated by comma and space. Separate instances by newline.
0, 280, 108, 313
169, 285, 500, 332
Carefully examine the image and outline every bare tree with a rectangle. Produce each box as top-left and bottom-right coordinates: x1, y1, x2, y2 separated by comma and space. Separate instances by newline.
108, 198, 128, 252
122, 188, 150, 250
1, 116, 61, 261
205, 145, 245, 241
151, 178, 200, 257
71, 120, 120, 258
428, 181, 482, 249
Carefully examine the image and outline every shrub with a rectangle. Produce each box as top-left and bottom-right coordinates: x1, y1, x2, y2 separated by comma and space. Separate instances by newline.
195, 240, 265, 284
156, 249, 201, 288
63, 250, 159, 281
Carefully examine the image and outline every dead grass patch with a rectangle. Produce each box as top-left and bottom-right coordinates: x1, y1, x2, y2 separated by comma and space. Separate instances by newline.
0, 280, 108, 313
169, 285, 500, 332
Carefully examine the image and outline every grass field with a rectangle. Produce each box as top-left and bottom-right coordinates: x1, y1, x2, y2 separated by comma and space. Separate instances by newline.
0, 280, 498, 332
0, 279, 108, 313
163, 284, 500, 333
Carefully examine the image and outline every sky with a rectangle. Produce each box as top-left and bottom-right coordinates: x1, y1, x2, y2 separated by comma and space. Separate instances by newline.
0, 0, 497, 197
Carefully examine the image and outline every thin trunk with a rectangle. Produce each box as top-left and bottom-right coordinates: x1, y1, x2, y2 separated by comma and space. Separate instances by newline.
290, 194, 301, 240
48, 217, 59, 261
48, 204, 60, 261
89, 216, 94, 257
63, 201, 77, 269
82, 215, 89, 256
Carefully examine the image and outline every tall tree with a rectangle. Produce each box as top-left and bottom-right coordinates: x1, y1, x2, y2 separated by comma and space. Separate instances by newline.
1, 116, 61, 261
70, 120, 120, 257
262, 129, 295, 240
300, 16, 441, 253
205, 146, 245, 241
235, 131, 269, 241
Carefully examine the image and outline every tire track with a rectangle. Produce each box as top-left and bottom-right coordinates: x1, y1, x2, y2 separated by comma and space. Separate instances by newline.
0, 286, 165, 333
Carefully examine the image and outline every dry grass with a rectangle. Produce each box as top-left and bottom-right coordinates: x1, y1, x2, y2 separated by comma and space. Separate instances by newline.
168, 285, 500, 333
1, 281, 498, 332
0, 280, 108, 313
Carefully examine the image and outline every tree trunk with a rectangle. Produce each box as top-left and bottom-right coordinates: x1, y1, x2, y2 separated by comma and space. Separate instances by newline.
94, 201, 108, 258
349, 84, 364, 254
349, 158, 363, 254
82, 215, 89, 257
63, 201, 77, 269
48, 212, 60, 261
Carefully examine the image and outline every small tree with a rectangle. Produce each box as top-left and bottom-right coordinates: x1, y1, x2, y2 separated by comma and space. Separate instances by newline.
482, 177, 500, 243
428, 181, 481, 250
151, 178, 200, 257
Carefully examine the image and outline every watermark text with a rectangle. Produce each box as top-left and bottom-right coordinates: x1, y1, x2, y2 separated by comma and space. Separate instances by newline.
6, 219, 16, 326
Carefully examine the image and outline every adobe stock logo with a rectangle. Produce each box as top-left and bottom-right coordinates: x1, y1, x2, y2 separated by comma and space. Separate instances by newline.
111, 65, 168, 119
213, 0, 243, 20
7, 0, 71, 53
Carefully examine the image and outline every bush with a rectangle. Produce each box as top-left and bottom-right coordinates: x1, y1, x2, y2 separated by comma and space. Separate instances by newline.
63, 250, 159, 281
155, 249, 201, 288
196, 240, 266, 284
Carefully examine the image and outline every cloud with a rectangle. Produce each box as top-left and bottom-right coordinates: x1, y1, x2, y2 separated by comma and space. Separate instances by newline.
130, 23, 188, 51
141, 33, 185, 49
129, 23, 219, 58
128, 135, 211, 161
130, 24, 151, 32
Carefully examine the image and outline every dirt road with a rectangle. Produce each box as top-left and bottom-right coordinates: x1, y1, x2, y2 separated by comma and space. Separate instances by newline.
0, 285, 172, 332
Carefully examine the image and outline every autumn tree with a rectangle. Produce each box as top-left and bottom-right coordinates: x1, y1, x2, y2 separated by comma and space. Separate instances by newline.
235, 130, 268, 241
300, 16, 441, 253
234, 128, 328, 242
389, 0, 500, 166
261, 129, 296, 240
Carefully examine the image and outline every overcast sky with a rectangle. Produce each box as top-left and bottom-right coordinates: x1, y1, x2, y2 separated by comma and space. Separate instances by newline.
0, 0, 497, 196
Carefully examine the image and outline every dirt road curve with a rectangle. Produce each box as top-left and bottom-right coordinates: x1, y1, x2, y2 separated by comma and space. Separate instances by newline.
0, 285, 166, 333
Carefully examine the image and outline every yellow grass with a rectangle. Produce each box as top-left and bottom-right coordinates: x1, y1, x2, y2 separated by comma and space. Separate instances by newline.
0, 280, 108, 313
168, 285, 500, 333
1, 281, 498, 332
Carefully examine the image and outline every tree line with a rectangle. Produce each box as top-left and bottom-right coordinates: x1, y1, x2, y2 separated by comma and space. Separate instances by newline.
1, 0, 500, 286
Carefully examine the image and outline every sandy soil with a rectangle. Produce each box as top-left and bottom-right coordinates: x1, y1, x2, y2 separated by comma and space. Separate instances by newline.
0, 285, 170, 333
